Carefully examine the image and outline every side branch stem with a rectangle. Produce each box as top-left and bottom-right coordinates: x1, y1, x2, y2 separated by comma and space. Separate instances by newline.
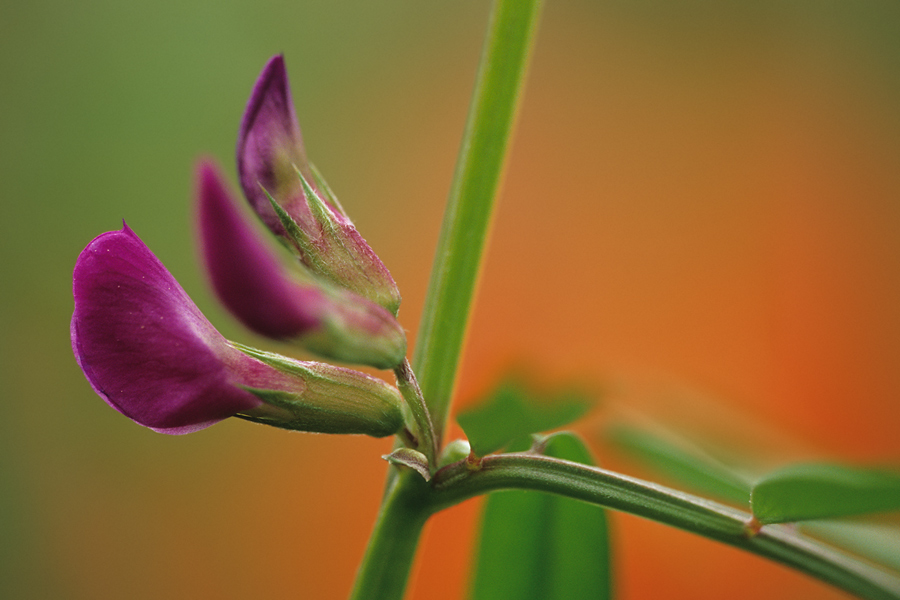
429, 453, 900, 600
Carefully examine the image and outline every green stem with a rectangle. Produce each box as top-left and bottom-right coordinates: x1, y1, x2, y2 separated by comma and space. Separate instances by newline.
349, 3, 544, 597
348, 471, 431, 600
430, 453, 900, 600
412, 0, 544, 445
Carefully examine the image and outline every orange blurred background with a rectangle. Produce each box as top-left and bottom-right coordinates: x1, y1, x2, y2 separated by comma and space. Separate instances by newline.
2, 1, 899, 599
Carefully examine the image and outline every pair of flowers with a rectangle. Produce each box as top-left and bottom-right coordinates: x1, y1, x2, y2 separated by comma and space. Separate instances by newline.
72, 56, 409, 437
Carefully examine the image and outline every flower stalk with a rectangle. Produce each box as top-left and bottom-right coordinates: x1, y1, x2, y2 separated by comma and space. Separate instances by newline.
430, 454, 900, 600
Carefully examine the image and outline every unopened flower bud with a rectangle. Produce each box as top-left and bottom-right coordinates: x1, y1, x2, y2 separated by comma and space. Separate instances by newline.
237, 55, 401, 314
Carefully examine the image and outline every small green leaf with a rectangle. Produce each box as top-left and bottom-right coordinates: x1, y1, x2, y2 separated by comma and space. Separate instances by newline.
457, 377, 592, 456
470, 432, 611, 600
605, 424, 752, 506
751, 463, 900, 524
382, 448, 431, 482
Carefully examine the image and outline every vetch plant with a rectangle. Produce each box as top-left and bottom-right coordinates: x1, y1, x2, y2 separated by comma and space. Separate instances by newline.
71, 1, 900, 598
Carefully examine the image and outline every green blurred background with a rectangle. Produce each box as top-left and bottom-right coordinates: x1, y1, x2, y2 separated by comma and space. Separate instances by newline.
2, 1, 899, 598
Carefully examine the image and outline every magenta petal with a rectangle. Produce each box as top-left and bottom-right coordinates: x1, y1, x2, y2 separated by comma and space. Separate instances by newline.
237, 54, 312, 236
197, 160, 323, 338
71, 224, 263, 434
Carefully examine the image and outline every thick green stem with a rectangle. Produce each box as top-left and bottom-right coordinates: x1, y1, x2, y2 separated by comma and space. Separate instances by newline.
412, 0, 543, 445
349, 3, 544, 598
430, 453, 900, 600
348, 471, 431, 600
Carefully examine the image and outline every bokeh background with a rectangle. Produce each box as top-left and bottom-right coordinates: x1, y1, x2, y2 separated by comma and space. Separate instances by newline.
2, 0, 899, 598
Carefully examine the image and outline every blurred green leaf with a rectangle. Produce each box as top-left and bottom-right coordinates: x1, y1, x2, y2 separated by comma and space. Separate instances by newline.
751, 464, 900, 524
605, 424, 751, 506
457, 378, 592, 456
470, 432, 611, 600
801, 520, 900, 573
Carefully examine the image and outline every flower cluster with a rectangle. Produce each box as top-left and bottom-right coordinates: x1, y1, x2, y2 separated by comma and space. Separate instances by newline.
71, 56, 407, 436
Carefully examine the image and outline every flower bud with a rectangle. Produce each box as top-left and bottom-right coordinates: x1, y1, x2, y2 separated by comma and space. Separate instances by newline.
237, 54, 401, 315
197, 161, 406, 369
438, 439, 472, 467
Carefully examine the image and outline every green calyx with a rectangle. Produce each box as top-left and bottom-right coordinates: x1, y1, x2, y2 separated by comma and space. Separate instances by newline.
234, 343, 405, 438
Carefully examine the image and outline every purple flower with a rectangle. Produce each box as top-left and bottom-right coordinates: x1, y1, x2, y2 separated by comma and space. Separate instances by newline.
237, 55, 401, 315
71, 224, 404, 436
196, 160, 406, 369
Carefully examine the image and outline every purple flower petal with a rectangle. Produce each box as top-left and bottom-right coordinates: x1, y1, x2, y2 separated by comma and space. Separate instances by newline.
197, 160, 323, 338
196, 161, 407, 368
237, 54, 312, 236
71, 224, 266, 434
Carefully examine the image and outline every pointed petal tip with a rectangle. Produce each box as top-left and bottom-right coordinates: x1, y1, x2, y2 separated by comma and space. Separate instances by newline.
236, 55, 307, 235
195, 156, 217, 180
257, 55, 288, 95
78, 222, 138, 263
262, 54, 286, 78
195, 159, 229, 211
239, 54, 295, 147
